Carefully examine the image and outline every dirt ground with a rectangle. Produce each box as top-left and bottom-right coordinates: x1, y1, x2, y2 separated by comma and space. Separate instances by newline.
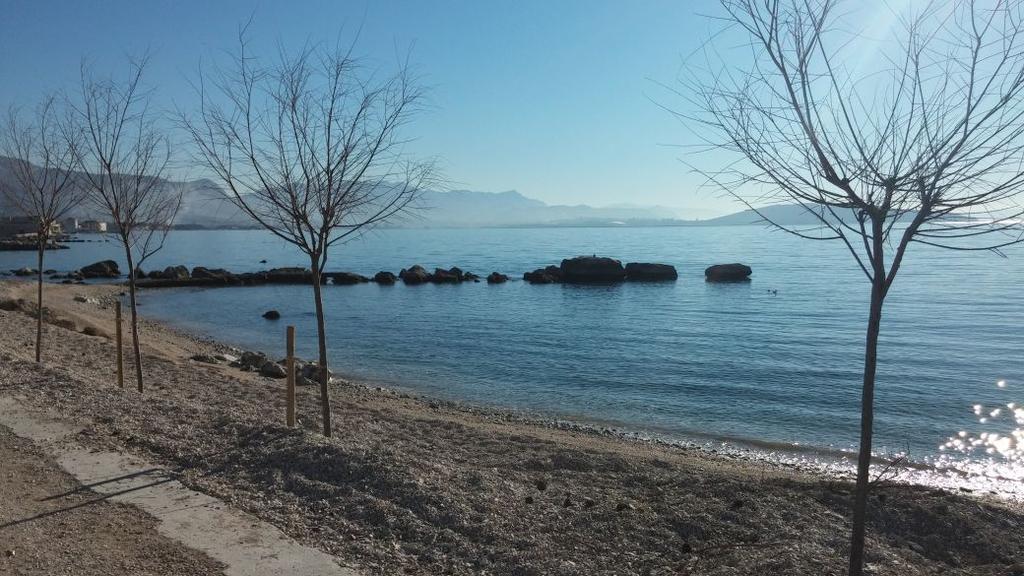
0, 425, 226, 576
2, 280, 1024, 576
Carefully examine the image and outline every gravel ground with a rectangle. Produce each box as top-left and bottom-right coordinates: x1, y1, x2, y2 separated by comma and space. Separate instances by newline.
0, 425, 226, 576
1, 280, 1024, 576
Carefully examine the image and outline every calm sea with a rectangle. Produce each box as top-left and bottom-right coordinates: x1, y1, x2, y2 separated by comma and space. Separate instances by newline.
3, 226, 1022, 492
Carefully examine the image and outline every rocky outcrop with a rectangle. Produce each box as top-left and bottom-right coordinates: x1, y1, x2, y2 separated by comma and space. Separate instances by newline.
148, 265, 190, 281
79, 260, 120, 278
487, 272, 509, 284
266, 267, 318, 284
625, 263, 678, 281
262, 310, 281, 320
431, 267, 461, 283
705, 263, 752, 282
13, 267, 36, 277
328, 272, 369, 285
560, 256, 626, 283
399, 265, 431, 285
373, 271, 397, 285
259, 360, 287, 379
524, 265, 563, 284
191, 267, 235, 283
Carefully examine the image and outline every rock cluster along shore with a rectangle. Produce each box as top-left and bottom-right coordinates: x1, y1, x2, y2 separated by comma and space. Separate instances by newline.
11, 256, 752, 287
523, 256, 680, 284
190, 349, 336, 386
0, 239, 68, 252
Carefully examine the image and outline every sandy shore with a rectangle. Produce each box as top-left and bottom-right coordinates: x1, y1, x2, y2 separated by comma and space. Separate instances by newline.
1, 280, 1023, 575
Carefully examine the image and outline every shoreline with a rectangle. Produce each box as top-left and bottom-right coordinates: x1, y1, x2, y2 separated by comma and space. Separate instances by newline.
136, 282, 1024, 500
4, 273, 1020, 498
3, 279, 1024, 574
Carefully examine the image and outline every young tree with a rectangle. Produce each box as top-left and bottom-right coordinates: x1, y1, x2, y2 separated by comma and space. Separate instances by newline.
684, 1, 1024, 574
184, 37, 432, 437
70, 58, 182, 393
0, 98, 84, 362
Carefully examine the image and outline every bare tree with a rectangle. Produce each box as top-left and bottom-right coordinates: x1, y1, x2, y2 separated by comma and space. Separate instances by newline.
70, 57, 182, 393
183, 36, 433, 436
682, 1, 1024, 574
0, 97, 84, 362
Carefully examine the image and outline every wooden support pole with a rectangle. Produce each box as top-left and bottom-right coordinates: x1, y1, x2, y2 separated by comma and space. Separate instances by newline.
115, 300, 124, 388
286, 325, 296, 427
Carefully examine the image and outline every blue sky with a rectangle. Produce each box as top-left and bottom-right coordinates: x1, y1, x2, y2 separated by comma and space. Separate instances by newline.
0, 1, 898, 217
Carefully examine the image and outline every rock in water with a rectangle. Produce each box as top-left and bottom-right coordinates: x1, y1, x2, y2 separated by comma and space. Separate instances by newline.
431, 267, 460, 283
524, 265, 563, 284
625, 262, 678, 281
486, 272, 509, 284
191, 267, 235, 282
259, 361, 287, 378
13, 267, 36, 277
262, 310, 281, 320
373, 271, 397, 284
150, 265, 190, 281
560, 256, 626, 283
330, 272, 369, 285
79, 260, 120, 278
399, 265, 430, 285
704, 263, 752, 282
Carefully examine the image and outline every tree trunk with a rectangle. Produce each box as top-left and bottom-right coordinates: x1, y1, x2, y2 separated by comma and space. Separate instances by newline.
124, 247, 144, 393
848, 276, 886, 576
310, 258, 332, 437
34, 233, 45, 363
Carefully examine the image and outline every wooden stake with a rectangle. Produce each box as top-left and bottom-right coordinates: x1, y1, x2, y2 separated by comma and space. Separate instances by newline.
115, 300, 124, 388
286, 325, 296, 427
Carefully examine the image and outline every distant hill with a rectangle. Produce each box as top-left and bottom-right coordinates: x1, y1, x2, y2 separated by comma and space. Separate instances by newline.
2, 156, 847, 229
403, 189, 680, 228
0, 157, 254, 228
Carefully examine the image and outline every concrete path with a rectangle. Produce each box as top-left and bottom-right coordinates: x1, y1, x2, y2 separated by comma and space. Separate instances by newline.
0, 395, 358, 576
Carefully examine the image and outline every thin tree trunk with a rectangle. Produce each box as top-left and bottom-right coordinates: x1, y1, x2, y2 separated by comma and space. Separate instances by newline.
35, 233, 45, 363
310, 258, 332, 437
124, 246, 144, 393
849, 226, 887, 576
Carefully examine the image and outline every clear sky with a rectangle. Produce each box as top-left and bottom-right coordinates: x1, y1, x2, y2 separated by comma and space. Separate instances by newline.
0, 0, 897, 217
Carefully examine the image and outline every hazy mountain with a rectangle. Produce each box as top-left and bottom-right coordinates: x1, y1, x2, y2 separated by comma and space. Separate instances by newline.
2, 156, 833, 229
0, 157, 253, 228
402, 189, 681, 228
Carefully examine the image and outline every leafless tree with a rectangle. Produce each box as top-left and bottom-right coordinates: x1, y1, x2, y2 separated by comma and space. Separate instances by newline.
183, 35, 433, 436
0, 97, 85, 362
70, 57, 182, 393
682, 1, 1024, 574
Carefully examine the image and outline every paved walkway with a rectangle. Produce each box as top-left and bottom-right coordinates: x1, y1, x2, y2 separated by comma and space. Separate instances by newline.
0, 395, 357, 576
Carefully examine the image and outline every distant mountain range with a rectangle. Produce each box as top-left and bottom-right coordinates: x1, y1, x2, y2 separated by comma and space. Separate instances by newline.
1, 156, 830, 229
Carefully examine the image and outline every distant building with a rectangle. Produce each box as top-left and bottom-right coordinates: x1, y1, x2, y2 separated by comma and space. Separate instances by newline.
60, 217, 79, 233
0, 216, 62, 239
79, 220, 108, 233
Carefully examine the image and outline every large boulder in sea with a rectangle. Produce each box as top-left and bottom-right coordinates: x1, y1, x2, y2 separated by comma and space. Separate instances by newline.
266, 267, 316, 284
13, 267, 36, 277
373, 271, 397, 285
705, 263, 752, 282
560, 256, 626, 283
625, 262, 678, 281
191, 267, 235, 283
431, 267, 461, 283
262, 310, 281, 320
150, 265, 190, 281
524, 265, 563, 284
79, 260, 120, 278
329, 272, 369, 285
486, 272, 509, 284
399, 265, 431, 285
